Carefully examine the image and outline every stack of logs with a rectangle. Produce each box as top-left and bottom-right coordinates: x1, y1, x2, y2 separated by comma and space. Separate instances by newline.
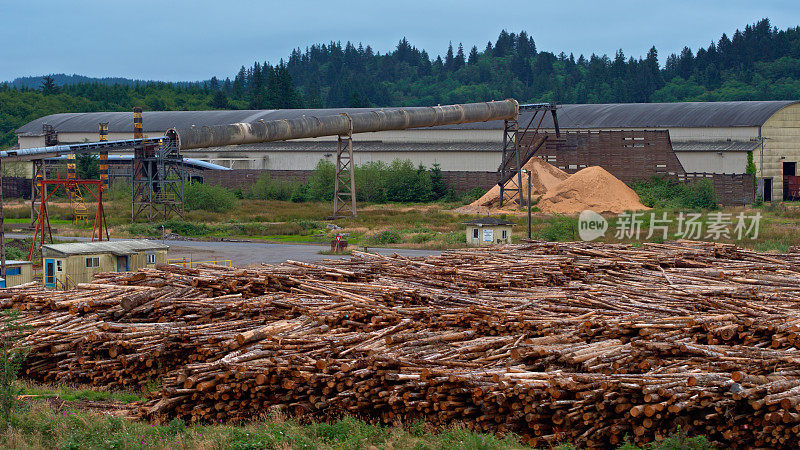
4, 240, 800, 447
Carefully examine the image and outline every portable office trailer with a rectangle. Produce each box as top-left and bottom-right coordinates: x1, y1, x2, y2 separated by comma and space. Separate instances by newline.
40, 240, 168, 288
464, 217, 514, 246
0, 260, 33, 287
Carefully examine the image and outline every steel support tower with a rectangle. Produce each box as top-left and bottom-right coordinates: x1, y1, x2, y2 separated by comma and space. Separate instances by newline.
498, 103, 560, 207
131, 109, 185, 222
333, 133, 357, 217
30, 124, 58, 227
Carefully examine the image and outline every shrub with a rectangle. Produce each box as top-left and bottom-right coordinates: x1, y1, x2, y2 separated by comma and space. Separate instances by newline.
306, 160, 336, 201
293, 219, 321, 230
461, 187, 487, 204
4, 247, 25, 261
295, 158, 462, 204
384, 160, 434, 202
125, 221, 211, 237
248, 174, 297, 201
536, 216, 576, 242
368, 230, 402, 245
230, 222, 303, 236
355, 161, 388, 203
0, 310, 27, 424
162, 220, 211, 236
184, 182, 237, 213
631, 176, 718, 210
290, 184, 308, 203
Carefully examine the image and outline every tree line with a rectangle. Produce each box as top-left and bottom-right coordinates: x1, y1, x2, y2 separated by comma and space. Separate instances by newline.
2, 18, 799, 150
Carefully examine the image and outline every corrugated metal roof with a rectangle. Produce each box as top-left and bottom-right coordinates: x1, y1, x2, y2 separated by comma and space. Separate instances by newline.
500, 101, 797, 130
463, 217, 515, 226
671, 141, 762, 152
42, 239, 168, 256
4, 260, 31, 265
16, 101, 799, 136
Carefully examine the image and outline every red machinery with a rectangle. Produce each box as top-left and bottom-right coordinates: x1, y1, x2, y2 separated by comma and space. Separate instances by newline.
785, 176, 800, 201
28, 179, 108, 260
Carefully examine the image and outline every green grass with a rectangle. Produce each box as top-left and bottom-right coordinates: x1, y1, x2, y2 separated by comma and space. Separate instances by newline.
5, 404, 530, 450
20, 384, 144, 404
2, 400, 714, 450
18, 194, 800, 253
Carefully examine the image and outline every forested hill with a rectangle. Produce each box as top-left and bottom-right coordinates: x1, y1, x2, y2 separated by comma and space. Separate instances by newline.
2, 18, 799, 149
9, 74, 199, 89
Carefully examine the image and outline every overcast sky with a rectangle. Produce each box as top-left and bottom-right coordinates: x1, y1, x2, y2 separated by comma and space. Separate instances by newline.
1, 0, 798, 82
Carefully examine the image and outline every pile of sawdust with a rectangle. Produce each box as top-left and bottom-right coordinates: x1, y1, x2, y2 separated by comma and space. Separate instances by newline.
455, 157, 569, 214
454, 159, 648, 215
537, 166, 648, 214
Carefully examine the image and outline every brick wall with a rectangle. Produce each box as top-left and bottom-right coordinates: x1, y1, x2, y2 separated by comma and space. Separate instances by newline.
0, 177, 31, 199
669, 173, 756, 206
528, 130, 686, 183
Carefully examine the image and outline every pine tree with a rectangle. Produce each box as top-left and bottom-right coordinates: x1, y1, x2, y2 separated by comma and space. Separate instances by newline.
41, 75, 58, 95
210, 90, 229, 109
444, 42, 455, 71
468, 46, 479, 65
454, 44, 466, 70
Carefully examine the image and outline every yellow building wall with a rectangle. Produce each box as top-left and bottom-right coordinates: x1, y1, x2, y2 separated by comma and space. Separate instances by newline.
127, 249, 168, 271
55, 249, 168, 286
4, 263, 32, 287
61, 253, 116, 285
466, 225, 513, 246
761, 104, 800, 201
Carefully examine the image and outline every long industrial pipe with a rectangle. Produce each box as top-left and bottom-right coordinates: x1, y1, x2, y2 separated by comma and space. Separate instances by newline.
172, 100, 519, 150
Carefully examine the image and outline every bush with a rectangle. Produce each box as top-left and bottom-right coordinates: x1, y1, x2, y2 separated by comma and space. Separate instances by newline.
293, 219, 321, 230
368, 230, 402, 245
355, 161, 389, 203
125, 221, 211, 237
184, 182, 237, 213
163, 220, 211, 236
4, 247, 25, 261
536, 216, 576, 242
385, 160, 434, 202
248, 174, 297, 201
461, 187, 487, 204
631, 177, 718, 210
0, 310, 27, 424
230, 222, 303, 236
306, 160, 336, 202
290, 184, 308, 203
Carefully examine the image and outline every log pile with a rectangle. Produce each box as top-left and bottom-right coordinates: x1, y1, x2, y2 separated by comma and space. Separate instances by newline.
5, 240, 800, 447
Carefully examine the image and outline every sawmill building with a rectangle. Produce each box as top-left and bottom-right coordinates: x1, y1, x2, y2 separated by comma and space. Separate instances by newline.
15, 100, 800, 202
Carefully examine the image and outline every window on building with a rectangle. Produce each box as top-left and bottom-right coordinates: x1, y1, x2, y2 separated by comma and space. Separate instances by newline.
86, 257, 100, 268
502, 230, 508, 240
56, 260, 63, 272
146, 252, 156, 264
472, 228, 479, 239
5, 267, 20, 276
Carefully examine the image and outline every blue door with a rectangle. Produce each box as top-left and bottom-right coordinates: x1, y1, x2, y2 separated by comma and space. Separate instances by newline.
117, 256, 128, 272
44, 259, 55, 287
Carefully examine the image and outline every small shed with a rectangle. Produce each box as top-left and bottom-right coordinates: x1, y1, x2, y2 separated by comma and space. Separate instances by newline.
464, 217, 514, 246
0, 260, 33, 288
41, 239, 169, 288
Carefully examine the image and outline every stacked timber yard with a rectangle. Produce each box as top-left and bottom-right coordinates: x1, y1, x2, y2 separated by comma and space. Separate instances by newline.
4, 240, 800, 447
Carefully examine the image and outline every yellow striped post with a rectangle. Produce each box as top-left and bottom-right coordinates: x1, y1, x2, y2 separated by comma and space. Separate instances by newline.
99, 122, 109, 189
133, 107, 143, 139
66, 154, 76, 180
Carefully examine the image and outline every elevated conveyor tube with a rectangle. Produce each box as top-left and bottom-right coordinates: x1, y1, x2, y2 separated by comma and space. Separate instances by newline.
172, 100, 519, 150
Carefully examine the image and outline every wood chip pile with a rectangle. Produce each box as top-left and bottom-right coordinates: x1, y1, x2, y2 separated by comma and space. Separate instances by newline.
4, 241, 800, 447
